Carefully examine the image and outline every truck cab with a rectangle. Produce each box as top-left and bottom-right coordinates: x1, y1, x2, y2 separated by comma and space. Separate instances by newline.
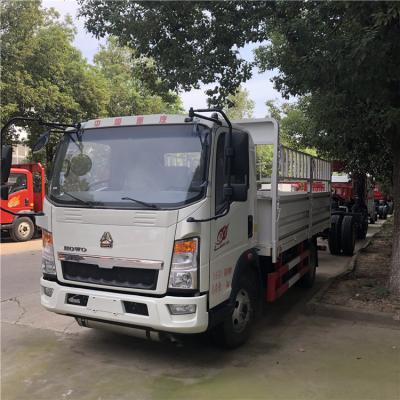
35, 113, 331, 347
0, 163, 45, 241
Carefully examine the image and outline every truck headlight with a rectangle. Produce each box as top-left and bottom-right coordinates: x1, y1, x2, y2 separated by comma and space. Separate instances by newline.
42, 229, 56, 276
168, 238, 199, 290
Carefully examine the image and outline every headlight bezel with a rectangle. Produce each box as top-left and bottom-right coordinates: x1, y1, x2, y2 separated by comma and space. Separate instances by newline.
168, 237, 200, 292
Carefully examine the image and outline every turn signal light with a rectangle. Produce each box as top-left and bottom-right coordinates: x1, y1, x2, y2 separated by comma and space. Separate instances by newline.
42, 229, 53, 246
173, 239, 197, 254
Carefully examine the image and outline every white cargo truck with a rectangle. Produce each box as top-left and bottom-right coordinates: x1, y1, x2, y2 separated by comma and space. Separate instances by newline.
9, 109, 331, 347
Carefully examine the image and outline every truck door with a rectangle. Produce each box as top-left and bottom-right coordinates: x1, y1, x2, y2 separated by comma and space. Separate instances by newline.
6, 171, 33, 214
209, 130, 254, 308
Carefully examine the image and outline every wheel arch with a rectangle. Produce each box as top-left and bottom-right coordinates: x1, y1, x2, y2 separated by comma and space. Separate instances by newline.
230, 248, 263, 315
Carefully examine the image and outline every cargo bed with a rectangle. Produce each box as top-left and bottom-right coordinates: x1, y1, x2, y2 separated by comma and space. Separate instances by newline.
233, 118, 332, 261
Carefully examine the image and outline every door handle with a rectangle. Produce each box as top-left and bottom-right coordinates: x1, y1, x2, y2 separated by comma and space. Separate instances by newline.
25, 198, 29, 206
248, 215, 253, 238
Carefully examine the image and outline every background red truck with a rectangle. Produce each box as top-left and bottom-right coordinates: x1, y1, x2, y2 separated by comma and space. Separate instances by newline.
0, 162, 45, 241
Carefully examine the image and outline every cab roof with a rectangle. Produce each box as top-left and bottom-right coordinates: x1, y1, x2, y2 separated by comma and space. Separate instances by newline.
81, 114, 214, 130
80, 114, 278, 146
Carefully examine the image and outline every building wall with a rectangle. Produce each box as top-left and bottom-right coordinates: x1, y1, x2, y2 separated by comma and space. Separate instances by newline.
12, 144, 29, 164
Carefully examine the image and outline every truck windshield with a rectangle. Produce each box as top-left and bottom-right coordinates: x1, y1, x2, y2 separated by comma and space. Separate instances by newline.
49, 124, 211, 209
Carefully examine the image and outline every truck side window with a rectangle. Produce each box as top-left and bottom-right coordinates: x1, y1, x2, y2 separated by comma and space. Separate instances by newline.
8, 173, 27, 194
33, 173, 41, 193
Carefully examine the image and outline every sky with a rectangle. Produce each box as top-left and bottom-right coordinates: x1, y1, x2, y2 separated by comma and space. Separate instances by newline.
42, 0, 285, 117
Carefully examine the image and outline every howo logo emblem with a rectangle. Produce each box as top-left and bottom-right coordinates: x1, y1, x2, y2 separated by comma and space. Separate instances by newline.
100, 232, 113, 248
64, 246, 87, 252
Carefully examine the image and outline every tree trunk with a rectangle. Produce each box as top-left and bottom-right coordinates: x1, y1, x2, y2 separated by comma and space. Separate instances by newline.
389, 136, 400, 295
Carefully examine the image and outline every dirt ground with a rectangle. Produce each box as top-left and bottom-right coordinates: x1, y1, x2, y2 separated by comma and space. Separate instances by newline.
322, 217, 400, 318
2, 221, 399, 399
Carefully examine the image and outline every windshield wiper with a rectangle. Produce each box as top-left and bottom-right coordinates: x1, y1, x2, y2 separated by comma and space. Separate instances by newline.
60, 191, 95, 207
121, 197, 160, 209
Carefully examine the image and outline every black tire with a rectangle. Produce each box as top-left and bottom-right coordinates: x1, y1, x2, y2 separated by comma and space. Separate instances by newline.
341, 215, 356, 256
10, 217, 34, 242
212, 272, 257, 349
328, 214, 342, 255
297, 240, 318, 288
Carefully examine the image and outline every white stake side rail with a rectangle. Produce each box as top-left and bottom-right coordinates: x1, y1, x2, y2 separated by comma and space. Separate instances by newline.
233, 119, 331, 263
279, 145, 331, 192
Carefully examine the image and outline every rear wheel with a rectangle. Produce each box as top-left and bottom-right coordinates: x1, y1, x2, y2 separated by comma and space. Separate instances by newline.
298, 240, 318, 288
369, 213, 375, 224
328, 214, 342, 255
212, 272, 257, 349
341, 215, 356, 256
10, 217, 34, 242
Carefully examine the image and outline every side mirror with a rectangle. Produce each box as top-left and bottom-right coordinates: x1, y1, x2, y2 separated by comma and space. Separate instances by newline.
32, 130, 50, 153
1, 145, 12, 184
1, 184, 9, 200
231, 132, 249, 178
223, 131, 249, 203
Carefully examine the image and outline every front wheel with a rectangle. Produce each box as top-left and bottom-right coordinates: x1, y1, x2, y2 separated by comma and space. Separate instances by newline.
10, 217, 34, 242
212, 273, 257, 349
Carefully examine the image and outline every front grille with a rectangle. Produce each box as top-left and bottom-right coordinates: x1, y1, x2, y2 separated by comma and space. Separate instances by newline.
61, 261, 158, 290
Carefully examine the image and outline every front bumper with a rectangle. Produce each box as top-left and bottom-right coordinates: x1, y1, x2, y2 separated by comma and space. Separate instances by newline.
40, 278, 208, 334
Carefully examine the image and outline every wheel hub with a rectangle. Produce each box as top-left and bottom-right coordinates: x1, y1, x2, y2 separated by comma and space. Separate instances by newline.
232, 289, 251, 333
18, 222, 31, 237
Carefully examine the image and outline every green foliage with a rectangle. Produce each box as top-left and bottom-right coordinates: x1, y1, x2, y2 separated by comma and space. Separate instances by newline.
94, 37, 183, 116
1, 1, 183, 173
255, 144, 274, 180
223, 87, 254, 120
0, 0, 109, 164
78, 1, 272, 106
265, 98, 316, 155
255, 2, 400, 181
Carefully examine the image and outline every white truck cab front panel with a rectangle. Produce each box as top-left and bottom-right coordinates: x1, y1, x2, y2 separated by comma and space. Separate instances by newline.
51, 205, 178, 295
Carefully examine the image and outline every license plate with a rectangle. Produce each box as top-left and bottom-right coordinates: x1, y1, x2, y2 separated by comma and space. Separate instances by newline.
87, 296, 123, 314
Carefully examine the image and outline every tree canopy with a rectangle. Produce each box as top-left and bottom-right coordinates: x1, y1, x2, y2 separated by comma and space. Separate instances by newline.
0, 0, 182, 164
0, 0, 109, 147
94, 37, 182, 117
78, 1, 271, 105
224, 87, 254, 120
255, 2, 399, 180
266, 98, 315, 154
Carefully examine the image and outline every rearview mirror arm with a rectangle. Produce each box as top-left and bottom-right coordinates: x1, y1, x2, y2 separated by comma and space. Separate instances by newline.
187, 108, 234, 203
186, 203, 231, 223
1, 116, 79, 142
